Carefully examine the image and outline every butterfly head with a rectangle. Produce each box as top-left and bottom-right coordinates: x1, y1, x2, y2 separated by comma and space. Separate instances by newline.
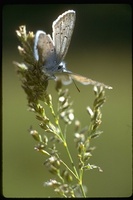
41, 61, 71, 80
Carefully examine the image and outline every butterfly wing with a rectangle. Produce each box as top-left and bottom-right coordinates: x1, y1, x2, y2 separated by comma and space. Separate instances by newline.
34, 30, 60, 75
56, 72, 112, 89
70, 73, 112, 89
52, 10, 76, 61
34, 31, 54, 62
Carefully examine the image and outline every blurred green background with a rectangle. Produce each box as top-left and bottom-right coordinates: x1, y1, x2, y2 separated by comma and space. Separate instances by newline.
2, 4, 132, 197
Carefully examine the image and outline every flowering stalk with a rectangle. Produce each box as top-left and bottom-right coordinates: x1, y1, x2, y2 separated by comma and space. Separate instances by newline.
14, 25, 111, 197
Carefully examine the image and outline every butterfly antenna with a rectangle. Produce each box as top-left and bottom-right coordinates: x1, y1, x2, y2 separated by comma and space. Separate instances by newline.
72, 79, 80, 92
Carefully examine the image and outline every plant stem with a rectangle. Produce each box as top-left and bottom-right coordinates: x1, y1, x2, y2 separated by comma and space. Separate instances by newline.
79, 168, 86, 197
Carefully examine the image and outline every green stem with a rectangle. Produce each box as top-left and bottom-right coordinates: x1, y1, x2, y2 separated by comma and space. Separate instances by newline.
64, 142, 79, 179
57, 171, 65, 183
59, 159, 78, 180
79, 168, 86, 197
63, 141, 86, 197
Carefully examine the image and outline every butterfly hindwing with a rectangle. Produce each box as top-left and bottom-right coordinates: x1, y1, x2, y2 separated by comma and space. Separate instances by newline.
56, 72, 112, 89
34, 31, 56, 63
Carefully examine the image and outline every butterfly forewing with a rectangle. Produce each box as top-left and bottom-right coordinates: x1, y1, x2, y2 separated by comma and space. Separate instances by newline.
52, 10, 76, 61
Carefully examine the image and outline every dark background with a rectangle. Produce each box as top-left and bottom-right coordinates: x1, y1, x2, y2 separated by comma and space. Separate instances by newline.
3, 4, 132, 197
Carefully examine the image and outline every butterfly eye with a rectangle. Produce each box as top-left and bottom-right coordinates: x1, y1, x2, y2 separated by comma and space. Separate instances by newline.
59, 61, 66, 69
58, 64, 63, 70
58, 61, 66, 71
